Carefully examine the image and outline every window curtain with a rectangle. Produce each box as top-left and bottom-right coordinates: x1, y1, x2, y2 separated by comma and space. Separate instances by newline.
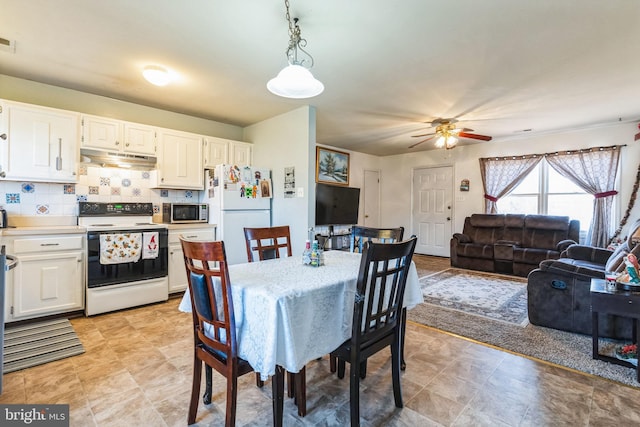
545, 146, 622, 247
479, 156, 543, 213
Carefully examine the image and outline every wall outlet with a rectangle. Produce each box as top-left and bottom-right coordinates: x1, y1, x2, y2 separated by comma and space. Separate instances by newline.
297, 187, 304, 197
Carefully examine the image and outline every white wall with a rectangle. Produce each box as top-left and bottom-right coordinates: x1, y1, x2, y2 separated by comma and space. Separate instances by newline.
381, 122, 640, 240
313, 145, 381, 234
243, 106, 315, 254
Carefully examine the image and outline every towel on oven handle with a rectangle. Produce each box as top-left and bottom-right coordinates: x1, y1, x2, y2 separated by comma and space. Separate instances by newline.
99, 233, 142, 264
143, 231, 159, 259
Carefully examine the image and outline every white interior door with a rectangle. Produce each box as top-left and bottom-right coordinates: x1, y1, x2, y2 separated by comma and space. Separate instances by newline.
363, 169, 380, 227
412, 166, 453, 256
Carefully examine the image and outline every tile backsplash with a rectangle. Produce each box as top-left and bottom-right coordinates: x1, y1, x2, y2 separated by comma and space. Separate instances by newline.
0, 164, 201, 217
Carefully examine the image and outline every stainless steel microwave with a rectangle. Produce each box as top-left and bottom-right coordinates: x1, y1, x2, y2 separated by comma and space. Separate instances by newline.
162, 203, 208, 223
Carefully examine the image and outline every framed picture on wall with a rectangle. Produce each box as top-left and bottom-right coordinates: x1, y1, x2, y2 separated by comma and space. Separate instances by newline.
316, 147, 350, 186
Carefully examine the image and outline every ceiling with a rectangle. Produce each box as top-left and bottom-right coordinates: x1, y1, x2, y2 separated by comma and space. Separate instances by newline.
2, 0, 640, 156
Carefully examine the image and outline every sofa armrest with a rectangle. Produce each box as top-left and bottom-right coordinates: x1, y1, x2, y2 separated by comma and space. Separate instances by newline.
556, 239, 577, 253
561, 244, 613, 264
538, 258, 605, 279
452, 233, 471, 243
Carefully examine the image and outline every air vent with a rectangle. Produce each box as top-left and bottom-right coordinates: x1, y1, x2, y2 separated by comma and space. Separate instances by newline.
0, 37, 16, 54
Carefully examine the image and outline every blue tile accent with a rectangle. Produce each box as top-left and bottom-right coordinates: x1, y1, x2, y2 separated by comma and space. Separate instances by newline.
160, 189, 169, 197
21, 183, 35, 193
6, 194, 20, 204
185, 190, 193, 198
76, 194, 88, 202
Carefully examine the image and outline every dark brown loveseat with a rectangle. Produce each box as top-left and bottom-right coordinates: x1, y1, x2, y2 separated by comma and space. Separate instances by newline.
450, 214, 580, 277
526, 219, 640, 338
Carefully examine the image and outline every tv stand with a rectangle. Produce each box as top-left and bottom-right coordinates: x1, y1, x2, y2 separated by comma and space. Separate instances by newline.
315, 232, 350, 251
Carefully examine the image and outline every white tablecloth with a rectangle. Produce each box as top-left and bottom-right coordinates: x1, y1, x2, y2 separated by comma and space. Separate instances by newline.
179, 250, 422, 379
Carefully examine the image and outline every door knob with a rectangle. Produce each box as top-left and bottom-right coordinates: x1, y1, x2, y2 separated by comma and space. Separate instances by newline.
447, 217, 451, 221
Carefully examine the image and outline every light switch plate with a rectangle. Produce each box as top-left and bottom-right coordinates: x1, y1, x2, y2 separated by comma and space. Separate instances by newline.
297, 187, 304, 197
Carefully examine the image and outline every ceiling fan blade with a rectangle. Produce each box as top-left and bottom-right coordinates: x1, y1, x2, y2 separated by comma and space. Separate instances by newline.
409, 135, 435, 149
412, 132, 436, 138
458, 132, 492, 141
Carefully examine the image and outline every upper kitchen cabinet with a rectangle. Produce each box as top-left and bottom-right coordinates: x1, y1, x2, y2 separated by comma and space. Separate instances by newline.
81, 114, 156, 156
203, 136, 252, 168
0, 100, 79, 183
151, 128, 203, 189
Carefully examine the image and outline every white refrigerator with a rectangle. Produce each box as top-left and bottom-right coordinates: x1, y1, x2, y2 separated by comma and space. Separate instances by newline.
203, 164, 272, 265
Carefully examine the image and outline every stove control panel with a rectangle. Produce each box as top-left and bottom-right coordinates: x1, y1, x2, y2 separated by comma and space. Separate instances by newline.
79, 202, 154, 216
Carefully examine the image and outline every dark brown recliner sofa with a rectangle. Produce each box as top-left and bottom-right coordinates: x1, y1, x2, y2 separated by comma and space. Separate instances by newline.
527, 219, 640, 338
450, 214, 580, 277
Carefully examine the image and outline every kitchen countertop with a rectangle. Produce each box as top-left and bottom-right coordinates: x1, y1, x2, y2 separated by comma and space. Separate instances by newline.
161, 223, 217, 231
1, 225, 87, 236
0, 216, 216, 236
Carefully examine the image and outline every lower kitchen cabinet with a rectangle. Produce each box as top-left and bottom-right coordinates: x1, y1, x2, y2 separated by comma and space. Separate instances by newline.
168, 226, 215, 294
5, 234, 85, 322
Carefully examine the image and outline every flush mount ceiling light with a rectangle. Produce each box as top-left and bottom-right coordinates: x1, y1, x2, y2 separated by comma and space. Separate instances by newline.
267, 0, 324, 99
142, 65, 171, 86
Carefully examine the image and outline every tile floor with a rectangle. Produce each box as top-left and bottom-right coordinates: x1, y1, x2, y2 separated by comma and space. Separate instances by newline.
2, 255, 640, 426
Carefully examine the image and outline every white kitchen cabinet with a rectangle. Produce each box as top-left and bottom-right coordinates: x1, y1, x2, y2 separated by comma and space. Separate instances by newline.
5, 234, 85, 322
203, 136, 252, 168
168, 227, 216, 293
151, 128, 203, 189
229, 140, 252, 166
203, 136, 230, 168
0, 100, 79, 183
81, 114, 156, 156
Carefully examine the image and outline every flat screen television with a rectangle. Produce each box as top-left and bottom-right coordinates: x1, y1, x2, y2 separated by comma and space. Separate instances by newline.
315, 183, 360, 226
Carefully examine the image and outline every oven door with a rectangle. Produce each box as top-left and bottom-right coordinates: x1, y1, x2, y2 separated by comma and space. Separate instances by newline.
86, 228, 168, 288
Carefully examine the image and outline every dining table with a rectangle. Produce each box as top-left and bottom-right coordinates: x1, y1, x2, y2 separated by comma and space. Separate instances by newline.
179, 249, 423, 426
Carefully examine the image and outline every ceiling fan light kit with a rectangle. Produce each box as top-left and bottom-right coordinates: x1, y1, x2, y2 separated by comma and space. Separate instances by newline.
410, 118, 493, 150
267, 0, 324, 99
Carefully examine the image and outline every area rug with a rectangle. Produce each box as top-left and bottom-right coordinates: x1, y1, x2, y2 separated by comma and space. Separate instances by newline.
3, 318, 85, 373
419, 268, 528, 326
410, 269, 640, 388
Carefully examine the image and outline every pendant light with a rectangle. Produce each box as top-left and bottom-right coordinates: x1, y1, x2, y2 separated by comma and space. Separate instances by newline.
267, 0, 324, 99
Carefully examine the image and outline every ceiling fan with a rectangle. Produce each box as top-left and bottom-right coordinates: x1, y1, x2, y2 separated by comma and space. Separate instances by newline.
409, 118, 493, 149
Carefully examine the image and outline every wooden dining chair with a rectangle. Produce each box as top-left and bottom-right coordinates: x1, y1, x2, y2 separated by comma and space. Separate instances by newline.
331, 237, 417, 427
349, 225, 404, 253
244, 225, 292, 262
181, 238, 255, 427
332, 226, 407, 376
243, 225, 306, 416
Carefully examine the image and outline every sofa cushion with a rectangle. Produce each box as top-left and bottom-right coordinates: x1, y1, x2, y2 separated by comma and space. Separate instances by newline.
455, 243, 494, 260
513, 247, 560, 266
465, 215, 505, 245
521, 216, 571, 250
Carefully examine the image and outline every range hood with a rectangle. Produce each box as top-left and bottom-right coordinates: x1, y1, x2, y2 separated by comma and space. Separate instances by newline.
80, 148, 157, 170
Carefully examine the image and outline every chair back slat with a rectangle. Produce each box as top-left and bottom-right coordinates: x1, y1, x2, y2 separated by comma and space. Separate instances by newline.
353, 237, 417, 346
244, 226, 292, 262
181, 238, 238, 358
350, 226, 404, 253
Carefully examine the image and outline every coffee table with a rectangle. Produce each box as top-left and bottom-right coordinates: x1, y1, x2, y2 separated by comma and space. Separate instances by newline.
590, 278, 640, 381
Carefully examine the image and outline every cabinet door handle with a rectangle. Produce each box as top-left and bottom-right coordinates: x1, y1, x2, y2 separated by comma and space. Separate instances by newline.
125, 142, 130, 147
184, 235, 198, 238
0, 133, 6, 140
115, 141, 120, 146
56, 138, 63, 170
40, 243, 60, 246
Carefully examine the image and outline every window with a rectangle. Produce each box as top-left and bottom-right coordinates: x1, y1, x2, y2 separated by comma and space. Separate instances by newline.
497, 161, 593, 238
